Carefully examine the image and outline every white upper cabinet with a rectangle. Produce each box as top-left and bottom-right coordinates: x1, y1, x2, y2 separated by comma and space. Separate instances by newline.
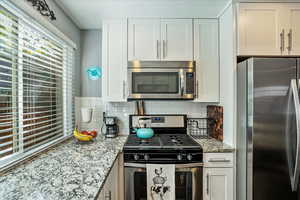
238, 3, 284, 56
102, 20, 127, 102
285, 4, 300, 55
193, 19, 219, 102
238, 3, 300, 56
128, 19, 161, 61
128, 18, 193, 61
161, 19, 193, 61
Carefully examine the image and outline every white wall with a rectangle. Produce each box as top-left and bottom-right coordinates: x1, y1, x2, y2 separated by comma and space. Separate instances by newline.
81, 30, 102, 97
9, 0, 81, 96
219, 4, 236, 147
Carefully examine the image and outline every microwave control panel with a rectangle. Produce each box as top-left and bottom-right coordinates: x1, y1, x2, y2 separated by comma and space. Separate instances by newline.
186, 72, 195, 94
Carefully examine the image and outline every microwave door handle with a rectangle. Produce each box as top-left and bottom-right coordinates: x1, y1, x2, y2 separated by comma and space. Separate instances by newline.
180, 72, 184, 96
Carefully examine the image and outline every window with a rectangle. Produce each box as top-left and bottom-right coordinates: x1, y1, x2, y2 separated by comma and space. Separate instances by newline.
0, 4, 75, 166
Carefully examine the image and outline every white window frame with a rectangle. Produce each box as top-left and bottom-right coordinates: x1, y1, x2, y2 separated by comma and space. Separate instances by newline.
0, 1, 76, 171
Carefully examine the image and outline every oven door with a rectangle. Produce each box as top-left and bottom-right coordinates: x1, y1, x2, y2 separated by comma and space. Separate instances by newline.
127, 68, 194, 100
124, 163, 203, 200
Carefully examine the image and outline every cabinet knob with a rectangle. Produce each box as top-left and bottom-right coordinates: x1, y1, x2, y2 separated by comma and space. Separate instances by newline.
187, 154, 193, 161
177, 154, 183, 161
144, 154, 150, 160
134, 154, 139, 161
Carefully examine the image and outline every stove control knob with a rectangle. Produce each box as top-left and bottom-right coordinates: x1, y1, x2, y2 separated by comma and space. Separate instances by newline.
177, 154, 183, 161
187, 154, 193, 161
144, 154, 150, 161
134, 154, 140, 161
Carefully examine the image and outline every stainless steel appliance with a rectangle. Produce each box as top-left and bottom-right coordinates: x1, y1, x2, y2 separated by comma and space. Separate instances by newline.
123, 114, 203, 200
237, 57, 300, 200
102, 113, 119, 138
127, 61, 195, 100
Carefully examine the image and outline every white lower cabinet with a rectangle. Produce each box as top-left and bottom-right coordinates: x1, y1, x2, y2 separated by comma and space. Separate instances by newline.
203, 167, 234, 200
98, 154, 124, 200
203, 153, 234, 200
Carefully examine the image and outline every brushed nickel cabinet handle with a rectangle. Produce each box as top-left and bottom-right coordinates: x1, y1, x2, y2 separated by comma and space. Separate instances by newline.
206, 173, 209, 195
123, 80, 126, 100
287, 29, 292, 53
163, 40, 166, 58
208, 158, 231, 163
165, 40, 167, 58
156, 40, 159, 59
133, 24, 136, 57
196, 80, 199, 99
280, 29, 285, 53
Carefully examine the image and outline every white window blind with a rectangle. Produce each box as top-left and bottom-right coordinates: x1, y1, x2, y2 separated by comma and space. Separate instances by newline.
0, 4, 75, 165
0, 6, 19, 158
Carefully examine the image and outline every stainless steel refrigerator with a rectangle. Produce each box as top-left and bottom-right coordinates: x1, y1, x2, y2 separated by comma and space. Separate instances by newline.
237, 57, 300, 200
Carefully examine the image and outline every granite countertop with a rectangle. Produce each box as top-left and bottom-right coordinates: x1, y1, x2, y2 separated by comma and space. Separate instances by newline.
0, 135, 128, 200
192, 137, 235, 153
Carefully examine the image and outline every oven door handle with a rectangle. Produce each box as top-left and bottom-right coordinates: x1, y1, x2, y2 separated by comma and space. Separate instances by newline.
124, 162, 203, 168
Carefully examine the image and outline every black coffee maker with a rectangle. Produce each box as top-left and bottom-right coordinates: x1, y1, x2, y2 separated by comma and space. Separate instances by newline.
102, 112, 119, 138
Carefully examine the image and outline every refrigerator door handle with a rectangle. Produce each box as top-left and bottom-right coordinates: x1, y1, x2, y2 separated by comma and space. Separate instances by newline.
289, 79, 300, 191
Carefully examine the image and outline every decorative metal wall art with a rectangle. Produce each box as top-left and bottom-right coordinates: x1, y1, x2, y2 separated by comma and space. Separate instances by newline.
27, 0, 56, 20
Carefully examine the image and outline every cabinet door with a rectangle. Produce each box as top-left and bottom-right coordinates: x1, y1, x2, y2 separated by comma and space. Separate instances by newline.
104, 160, 119, 200
203, 168, 234, 200
102, 20, 127, 102
97, 189, 105, 200
161, 19, 193, 61
98, 157, 120, 200
194, 19, 219, 102
238, 3, 285, 55
128, 19, 161, 61
285, 4, 300, 55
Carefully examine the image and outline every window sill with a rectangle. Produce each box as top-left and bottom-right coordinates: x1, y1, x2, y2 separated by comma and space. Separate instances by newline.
0, 135, 73, 173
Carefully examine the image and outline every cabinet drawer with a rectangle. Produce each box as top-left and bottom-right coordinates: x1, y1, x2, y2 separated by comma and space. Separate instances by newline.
204, 153, 234, 168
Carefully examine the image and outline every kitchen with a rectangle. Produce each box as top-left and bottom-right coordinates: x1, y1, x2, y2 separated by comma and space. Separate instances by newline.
0, 0, 298, 200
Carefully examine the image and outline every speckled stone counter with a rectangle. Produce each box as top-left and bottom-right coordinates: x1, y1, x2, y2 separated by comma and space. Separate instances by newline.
192, 137, 235, 153
0, 135, 127, 200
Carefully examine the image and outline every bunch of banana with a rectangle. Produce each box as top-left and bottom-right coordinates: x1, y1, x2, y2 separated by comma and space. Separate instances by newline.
73, 128, 93, 142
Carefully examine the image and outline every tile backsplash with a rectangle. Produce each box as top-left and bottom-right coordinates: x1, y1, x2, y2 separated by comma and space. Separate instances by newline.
75, 97, 104, 134
105, 101, 209, 135
75, 98, 210, 135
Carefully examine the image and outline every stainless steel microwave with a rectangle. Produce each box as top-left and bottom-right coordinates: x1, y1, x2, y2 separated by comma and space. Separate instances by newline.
127, 61, 195, 100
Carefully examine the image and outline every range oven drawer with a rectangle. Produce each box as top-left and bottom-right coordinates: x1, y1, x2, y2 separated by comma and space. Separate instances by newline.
203, 153, 234, 168
124, 163, 203, 200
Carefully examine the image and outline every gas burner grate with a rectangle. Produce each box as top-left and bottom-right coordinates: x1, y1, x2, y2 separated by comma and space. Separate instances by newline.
169, 136, 184, 145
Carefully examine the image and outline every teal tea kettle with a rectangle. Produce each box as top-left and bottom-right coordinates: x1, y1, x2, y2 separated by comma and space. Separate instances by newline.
133, 117, 154, 139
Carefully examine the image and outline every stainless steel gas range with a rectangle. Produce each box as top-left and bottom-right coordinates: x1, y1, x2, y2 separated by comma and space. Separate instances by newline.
123, 114, 203, 200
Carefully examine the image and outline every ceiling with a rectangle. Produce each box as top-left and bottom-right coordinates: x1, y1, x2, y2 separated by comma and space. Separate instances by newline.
54, 0, 231, 29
